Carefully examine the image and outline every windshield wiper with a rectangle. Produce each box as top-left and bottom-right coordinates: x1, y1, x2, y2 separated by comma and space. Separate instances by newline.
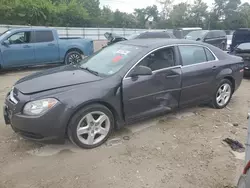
81, 67, 99, 76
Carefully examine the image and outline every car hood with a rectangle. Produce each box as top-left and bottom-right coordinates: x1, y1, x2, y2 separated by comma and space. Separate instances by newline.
15, 65, 102, 94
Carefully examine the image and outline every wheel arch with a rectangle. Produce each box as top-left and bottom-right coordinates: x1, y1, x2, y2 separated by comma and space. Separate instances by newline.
216, 68, 235, 92
223, 76, 235, 93
65, 48, 84, 56
65, 100, 120, 136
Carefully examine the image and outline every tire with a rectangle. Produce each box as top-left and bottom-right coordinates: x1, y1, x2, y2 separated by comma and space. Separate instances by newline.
64, 51, 83, 65
212, 79, 233, 109
67, 104, 114, 149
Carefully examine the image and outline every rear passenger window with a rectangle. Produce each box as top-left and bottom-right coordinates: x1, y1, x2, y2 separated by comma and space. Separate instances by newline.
35, 31, 54, 43
204, 48, 215, 61
179, 46, 207, 66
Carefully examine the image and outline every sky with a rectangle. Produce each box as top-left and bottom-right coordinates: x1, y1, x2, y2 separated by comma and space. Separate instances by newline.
100, 0, 248, 13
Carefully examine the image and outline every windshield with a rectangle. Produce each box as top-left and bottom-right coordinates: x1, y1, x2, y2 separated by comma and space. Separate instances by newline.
185, 30, 208, 40
0, 30, 10, 36
0, 30, 11, 40
80, 44, 143, 76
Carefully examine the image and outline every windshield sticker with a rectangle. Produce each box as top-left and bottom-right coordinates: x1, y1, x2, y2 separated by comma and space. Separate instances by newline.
115, 50, 130, 55
112, 55, 123, 63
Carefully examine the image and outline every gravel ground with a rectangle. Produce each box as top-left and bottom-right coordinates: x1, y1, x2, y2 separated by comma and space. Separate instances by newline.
0, 42, 249, 188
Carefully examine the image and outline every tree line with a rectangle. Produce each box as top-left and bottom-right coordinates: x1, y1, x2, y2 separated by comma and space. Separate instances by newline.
0, 0, 250, 30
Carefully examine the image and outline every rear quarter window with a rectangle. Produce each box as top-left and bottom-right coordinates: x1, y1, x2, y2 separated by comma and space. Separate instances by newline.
35, 31, 54, 43
204, 48, 216, 61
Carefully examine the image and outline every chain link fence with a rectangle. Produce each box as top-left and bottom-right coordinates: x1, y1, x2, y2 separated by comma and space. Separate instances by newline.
0, 24, 170, 40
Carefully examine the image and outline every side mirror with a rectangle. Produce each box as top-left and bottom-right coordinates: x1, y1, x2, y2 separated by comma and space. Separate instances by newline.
2, 40, 9, 46
130, 65, 152, 77
196, 38, 201, 41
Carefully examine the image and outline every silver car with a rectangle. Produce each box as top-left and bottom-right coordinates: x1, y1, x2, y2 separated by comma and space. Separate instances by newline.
237, 113, 250, 188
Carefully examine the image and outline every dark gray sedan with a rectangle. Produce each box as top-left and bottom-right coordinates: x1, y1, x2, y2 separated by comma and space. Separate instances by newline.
3, 39, 244, 148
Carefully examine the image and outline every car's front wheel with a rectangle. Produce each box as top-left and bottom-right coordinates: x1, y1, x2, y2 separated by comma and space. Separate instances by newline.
67, 104, 114, 149
212, 79, 233, 109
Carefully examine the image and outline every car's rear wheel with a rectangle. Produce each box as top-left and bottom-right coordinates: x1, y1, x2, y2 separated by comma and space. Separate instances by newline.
67, 104, 114, 149
64, 51, 83, 65
212, 79, 233, 109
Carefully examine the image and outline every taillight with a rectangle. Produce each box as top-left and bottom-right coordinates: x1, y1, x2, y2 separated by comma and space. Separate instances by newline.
243, 161, 250, 174
240, 69, 244, 73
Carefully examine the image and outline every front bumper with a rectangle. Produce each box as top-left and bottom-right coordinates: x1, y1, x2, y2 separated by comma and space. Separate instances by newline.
3, 90, 67, 142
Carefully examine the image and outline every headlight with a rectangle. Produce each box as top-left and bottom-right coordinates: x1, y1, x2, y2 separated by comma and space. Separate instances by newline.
23, 98, 58, 116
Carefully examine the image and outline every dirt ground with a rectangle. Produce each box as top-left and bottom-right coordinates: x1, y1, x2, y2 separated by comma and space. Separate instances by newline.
0, 42, 249, 188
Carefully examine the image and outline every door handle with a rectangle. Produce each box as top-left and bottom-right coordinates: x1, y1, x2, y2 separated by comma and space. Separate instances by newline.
212, 66, 217, 70
165, 74, 179, 78
23, 45, 31, 48
48, 43, 55, 46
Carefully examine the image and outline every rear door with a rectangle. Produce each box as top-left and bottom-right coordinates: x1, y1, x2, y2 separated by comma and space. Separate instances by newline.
179, 45, 218, 106
33, 30, 59, 64
122, 46, 182, 121
1, 31, 35, 68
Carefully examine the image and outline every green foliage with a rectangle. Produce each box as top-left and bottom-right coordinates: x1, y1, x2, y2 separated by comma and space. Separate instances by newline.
0, 0, 249, 29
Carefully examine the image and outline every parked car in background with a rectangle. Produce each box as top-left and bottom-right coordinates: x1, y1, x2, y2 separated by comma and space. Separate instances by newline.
227, 35, 233, 50
104, 31, 175, 46
237, 113, 250, 188
233, 43, 250, 76
230, 28, 250, 52
185, 30, 227, 50
4, 39, 244, 149
173, 27, 202, 39
0, 28, 94, 69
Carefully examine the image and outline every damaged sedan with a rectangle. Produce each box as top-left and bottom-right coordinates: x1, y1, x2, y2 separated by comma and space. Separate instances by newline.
4, 39, 244, 148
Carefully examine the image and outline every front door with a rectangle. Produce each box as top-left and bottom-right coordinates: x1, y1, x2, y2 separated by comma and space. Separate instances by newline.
1, 31, 35, 68
34, 30, 59, 64
178, 45, 218, 106
122, 46, 182, 121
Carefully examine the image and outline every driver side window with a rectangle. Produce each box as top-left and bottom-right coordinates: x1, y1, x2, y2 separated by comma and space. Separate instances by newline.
138, 47, 175, 71
7, 31, 31, 45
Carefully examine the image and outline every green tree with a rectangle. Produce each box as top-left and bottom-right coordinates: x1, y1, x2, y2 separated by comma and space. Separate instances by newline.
189, 0, 208, 27
238, 3, 250, 28
56, 0, 89, 26
169, 3, 191, 28
134, 5, 159, 28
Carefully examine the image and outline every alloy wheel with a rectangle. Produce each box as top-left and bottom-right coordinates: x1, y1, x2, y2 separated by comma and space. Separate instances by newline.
68, 53, 82, 65
76, 111, 110, 146
216, 83, 231, 107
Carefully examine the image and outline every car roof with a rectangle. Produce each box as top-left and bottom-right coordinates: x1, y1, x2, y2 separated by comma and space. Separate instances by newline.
120, 39, 205, 48
236, 28, 250, 31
